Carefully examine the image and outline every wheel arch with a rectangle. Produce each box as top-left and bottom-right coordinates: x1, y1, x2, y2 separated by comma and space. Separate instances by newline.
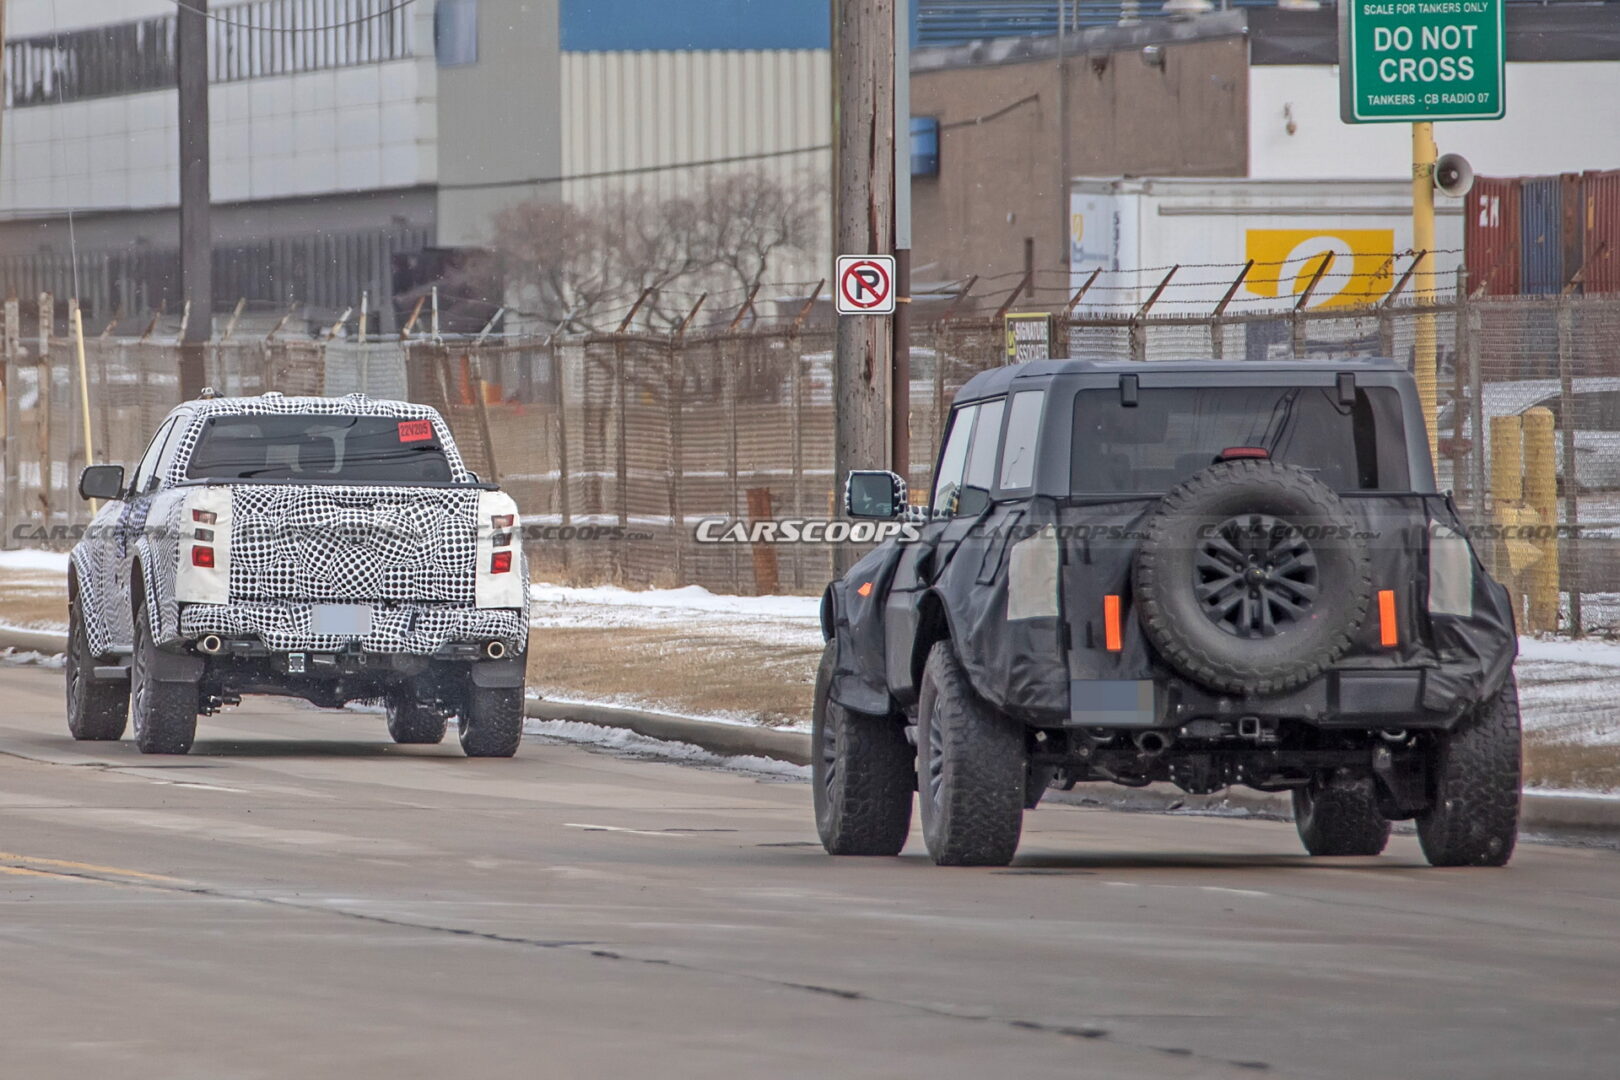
909, 589, 956, 694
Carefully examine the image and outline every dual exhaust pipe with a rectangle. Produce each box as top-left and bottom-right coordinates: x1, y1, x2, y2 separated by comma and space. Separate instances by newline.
197, 635, 509, 660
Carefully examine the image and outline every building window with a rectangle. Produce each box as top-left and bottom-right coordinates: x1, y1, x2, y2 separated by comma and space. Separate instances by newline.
2, 0, 417, 110
435, 0, 479, 67
910, 116, 940, 178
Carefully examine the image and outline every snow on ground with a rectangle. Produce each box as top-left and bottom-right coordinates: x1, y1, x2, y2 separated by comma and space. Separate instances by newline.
0, 550, 71, 573
1516, 635, 1620, 748
527, 582, 823, 648
523, 717, 809, 781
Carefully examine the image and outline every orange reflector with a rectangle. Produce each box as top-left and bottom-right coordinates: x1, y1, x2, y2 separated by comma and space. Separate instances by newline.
1103, 595, 1123, 652
1378, 589, 1398, 647
857, 581, 873, 598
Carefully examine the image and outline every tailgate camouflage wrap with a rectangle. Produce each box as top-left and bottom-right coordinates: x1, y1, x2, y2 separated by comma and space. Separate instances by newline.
229, 486, 481, 603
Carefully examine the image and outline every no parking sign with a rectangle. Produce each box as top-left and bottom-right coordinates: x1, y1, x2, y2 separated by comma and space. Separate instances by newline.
836, 255, 896, 315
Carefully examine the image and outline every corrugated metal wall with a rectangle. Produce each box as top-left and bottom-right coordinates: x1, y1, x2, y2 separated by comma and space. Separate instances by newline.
559, 49, 832, 285
1467, 170, 1620, 296
1466, 177, 1521, 296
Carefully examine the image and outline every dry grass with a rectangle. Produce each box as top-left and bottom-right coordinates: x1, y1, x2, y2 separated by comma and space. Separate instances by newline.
1524, 734, 1620, 794
0, 572, 69, 630
526, 625, 821, 727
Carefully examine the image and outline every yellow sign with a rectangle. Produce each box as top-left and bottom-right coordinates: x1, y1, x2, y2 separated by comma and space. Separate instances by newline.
1005, 312, 1052, 362
1244, 229, 1396, 309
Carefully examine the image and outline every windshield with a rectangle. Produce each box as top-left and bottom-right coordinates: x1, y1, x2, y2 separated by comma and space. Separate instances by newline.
185, 414, 456, 483
1071, 385, 1410, 494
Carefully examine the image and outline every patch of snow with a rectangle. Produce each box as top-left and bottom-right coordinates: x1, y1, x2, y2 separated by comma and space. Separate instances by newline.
0, 550, 71, 574
1525, 787, 1620, 801
1518, 636, 1620, 667
0, 647, 65, 668
523, 717, 809, 781
527, 582, 823, 648
529, 582, 819, 620
533, 691, 810, 734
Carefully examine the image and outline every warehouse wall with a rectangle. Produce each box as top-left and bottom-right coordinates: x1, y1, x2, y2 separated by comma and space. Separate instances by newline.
910, 34, 1248, 290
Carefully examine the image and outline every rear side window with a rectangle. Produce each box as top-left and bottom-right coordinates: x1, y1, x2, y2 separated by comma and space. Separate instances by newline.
185, 414, 456, 484
1071, 386, 1410, 494
959, 398, 1005, 516
931, 404, 978, 517
998, 390, 1045, 490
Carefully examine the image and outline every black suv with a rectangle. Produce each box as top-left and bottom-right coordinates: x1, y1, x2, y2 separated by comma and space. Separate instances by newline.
816, 359, 1519, 868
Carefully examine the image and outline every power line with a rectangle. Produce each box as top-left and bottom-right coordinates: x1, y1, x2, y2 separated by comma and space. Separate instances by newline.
437, 144, 834, 192
161, 0, 416, 34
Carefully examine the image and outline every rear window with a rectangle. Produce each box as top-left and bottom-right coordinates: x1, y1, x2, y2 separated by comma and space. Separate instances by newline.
1071, 386, 1409, 494
185, 414, 456, 483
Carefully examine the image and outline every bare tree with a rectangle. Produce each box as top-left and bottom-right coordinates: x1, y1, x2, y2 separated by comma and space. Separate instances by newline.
485, 200, 620, 334
485, 169, 823, 334
696, 168, 824, 297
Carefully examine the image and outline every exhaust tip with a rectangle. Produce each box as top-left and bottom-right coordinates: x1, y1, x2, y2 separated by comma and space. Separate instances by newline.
197, 634, 224, 655
484, 640, 507, 660
1133, 731, 1172, 755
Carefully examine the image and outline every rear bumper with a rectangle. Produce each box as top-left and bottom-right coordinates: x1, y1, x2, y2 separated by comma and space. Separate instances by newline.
1068, 667, 1457, 731
177, 601, 527, 657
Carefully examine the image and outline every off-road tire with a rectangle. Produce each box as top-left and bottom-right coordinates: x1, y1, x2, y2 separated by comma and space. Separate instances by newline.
458, 686, 524, 758
66, 589, 129, 741
386, 693, 448, 745
812, 642, 913, 856
1417, 675, 1521, 867
1135, 460, 1373, 696
130, 601, 198, 755
917, 641, 1026, 867
1293, 772, 1391, 856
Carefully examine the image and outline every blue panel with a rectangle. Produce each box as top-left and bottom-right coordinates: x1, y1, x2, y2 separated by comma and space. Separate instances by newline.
562, 0, 830, 51
1521, 178, 1564, 295
910, 116, 939, 177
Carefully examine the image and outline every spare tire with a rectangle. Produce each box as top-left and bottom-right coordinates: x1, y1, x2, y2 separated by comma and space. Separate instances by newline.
1134, 459, 1372, 696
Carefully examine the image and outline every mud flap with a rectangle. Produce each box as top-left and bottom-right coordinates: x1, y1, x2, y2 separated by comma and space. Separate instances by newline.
470, 655, 527, 688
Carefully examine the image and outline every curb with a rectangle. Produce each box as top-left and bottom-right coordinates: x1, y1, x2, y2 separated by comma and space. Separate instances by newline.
527, 699, 813, 767
4, 626, 1615, 840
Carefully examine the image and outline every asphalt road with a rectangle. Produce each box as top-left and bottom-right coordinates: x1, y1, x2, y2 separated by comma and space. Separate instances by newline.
0, 666, 1616, 1080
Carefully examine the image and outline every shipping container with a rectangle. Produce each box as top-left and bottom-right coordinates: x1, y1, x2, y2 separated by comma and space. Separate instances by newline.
1582, 169, 1620, 294
1067, 177, 1466, 314
1466, 176, 1521, 296
1520, 176, 1565, 294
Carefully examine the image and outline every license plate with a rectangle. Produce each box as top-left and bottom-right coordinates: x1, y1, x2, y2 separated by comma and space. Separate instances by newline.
310, 604, 373, 636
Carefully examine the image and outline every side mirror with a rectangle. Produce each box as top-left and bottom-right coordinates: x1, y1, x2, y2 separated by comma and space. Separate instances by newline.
845, 470, 906, 520
79, 464, 125, 502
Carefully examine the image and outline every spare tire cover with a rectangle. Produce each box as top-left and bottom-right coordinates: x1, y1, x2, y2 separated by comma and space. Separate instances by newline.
1133, 459, 1373, 696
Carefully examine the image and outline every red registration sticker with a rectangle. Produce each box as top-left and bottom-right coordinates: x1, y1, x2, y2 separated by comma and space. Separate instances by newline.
398, 420, 433, 443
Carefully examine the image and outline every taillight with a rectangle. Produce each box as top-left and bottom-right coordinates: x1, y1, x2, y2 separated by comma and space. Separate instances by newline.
491, 531, 513, 548
491, 514, 515, 530
192, 546, 215, 568
1103, 595, 1123, 652
192, 509, 217, 524
1378, 589, 1398, 647
490, 551, 512, 574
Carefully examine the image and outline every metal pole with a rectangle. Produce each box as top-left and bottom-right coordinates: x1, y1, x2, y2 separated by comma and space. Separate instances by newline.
71, 302, 98, 513
892, 0, 912, 483
832, 0, 896, 574
1412, 121, 1438, 462
178, 0, 212, 397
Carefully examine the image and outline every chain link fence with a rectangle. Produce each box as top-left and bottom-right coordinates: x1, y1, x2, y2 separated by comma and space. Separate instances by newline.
7, 289, 1620, 634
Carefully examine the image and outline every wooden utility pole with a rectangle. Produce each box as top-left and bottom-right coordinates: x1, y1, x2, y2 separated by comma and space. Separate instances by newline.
831, 0, 895, 572
177, 0, 212, 395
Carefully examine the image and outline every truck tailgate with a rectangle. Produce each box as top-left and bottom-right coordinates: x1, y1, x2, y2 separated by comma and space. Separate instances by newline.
227, 485, 481, 603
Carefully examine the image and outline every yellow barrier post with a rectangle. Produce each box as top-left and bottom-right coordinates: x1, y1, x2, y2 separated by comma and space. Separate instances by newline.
1489, 414, 1525, 626
71, 301, 98, 514
1521, 406, 1560, 632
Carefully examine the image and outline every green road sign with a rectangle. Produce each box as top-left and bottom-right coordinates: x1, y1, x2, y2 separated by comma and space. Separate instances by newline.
1340, 0, 1506, 123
